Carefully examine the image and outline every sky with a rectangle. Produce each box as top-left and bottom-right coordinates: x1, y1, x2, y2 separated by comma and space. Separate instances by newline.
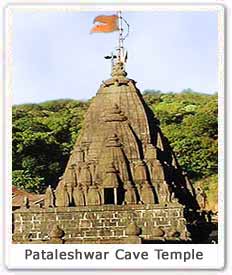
12, 10, 218, 104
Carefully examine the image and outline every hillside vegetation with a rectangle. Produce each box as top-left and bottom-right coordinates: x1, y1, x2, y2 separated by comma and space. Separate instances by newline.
12, 90, 218, 209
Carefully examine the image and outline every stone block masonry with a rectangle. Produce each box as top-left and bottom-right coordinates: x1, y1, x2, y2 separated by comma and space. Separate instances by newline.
12, 203, 188, 244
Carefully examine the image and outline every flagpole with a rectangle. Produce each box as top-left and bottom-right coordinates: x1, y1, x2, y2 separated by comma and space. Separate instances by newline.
117, 11, 124, 63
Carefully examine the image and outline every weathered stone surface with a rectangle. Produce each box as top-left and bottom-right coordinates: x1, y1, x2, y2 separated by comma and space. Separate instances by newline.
13, 204, 187, 243
44, 185, 55, 208
55, 178, 69, 207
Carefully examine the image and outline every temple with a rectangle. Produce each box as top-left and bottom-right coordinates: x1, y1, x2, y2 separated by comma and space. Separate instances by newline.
12, 13, 211, 244
54, 61, 197, 210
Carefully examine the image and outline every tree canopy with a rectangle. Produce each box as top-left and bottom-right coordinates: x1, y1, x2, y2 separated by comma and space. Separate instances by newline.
12, 91, 218, 196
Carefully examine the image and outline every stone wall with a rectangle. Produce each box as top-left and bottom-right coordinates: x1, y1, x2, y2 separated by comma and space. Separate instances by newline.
12, 204, 188, 244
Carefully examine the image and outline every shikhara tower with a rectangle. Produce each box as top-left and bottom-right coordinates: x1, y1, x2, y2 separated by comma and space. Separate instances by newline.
55, 60, 197, 209
13, 12, 204, 244
55, 12, 197, 209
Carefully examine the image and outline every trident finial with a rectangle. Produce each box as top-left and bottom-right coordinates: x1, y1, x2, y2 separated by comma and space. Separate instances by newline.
116, 11, 129, 64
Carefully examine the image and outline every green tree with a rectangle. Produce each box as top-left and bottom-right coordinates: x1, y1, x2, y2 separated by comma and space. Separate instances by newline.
12, 92, 218, 194
148, 91, 218, 180
12, 99, 88, 192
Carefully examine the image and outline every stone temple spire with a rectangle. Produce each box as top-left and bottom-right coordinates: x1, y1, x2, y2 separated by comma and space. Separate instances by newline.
54, 12, 198, 209
53, 49, 198, 210
53, 8, 198, 210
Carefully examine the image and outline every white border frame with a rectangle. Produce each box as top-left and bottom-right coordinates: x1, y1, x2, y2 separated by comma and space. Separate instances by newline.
3, 3, 225, 270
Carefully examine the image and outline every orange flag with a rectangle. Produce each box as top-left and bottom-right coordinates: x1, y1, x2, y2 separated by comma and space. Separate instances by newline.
91, 14, 119, 33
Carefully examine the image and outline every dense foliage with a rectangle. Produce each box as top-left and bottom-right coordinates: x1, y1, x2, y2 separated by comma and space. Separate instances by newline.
12, 99, 89, 193
12, 91, 218, 195
143, 90, 218, 179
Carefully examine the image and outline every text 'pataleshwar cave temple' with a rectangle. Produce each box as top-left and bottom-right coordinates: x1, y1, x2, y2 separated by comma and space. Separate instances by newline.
13, 14, 210, 244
